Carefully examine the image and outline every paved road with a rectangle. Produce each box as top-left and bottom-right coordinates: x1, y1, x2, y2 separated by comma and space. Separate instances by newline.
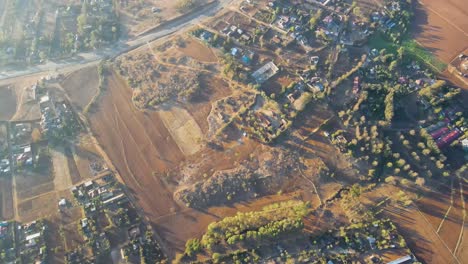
0, 0, 233, 81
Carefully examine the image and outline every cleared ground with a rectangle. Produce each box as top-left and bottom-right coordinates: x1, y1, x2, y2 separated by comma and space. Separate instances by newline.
362, 184, 460, 264
89, 70, 185, 218
158, 105, 203, 156
17, 191, 57, 222
51, 146, 73, 191
412, 0, 468, 63
0, 75, 43, 121
61, 66, 99, 111
175, 37, 218, 63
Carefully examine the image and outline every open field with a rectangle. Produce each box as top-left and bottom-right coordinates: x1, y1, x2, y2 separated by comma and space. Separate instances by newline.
158, 105, 203, 156
419, 180, 465, 257
184, 74, 232, 133
176, 37, 218, 63
365, 180, 466, 264
361, 184, 460, 264
17, 191, 57, 222
51, 146, 73, 191
15, 171, 54, 201
89, 69, 185, 216
412, 0, 468, 63
1, 75, 42, 121
61, 66, 100, 111
456, 180, 467, 261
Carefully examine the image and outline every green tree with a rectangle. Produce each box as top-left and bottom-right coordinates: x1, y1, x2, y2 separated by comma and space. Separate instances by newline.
185, 238, 201, 257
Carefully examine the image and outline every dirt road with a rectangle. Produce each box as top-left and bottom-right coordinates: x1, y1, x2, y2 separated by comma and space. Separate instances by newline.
0, 0, 236, 81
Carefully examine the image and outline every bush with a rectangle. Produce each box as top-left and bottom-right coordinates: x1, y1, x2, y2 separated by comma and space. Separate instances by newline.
185, 238, 201, 257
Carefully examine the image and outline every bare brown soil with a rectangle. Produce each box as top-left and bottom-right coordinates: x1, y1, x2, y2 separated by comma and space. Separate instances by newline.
0, 86, 17, 120
0, 74, 43, 121
18, 191, 57, 222
87, 69, 331, 258
177, 37, 218, 63
184, 74, 232, 133
61, 66, 99, 111
363, 184, 458, 264
412, 0, 468, 63
415, 178, 465, 263
435, 180, 464, 253
261, 72, 294, 97
89, 70, 185, 218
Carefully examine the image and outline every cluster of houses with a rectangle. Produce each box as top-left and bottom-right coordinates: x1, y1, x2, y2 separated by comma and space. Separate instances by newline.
17, 220, 48, 264
39, 94, 61, 135
13, 144, 33, 168
243, 99, 289, 142
222, 24, 255, 44
421, 106, 465, 149
72, 173, 127, 214
10, 123, 36, 169
299, 69, 326, 93
282, 218, 416, 264
120, 227, 165, 264
267, 1, 344, 46
39, 94, 77, 138
230, 47, 256, 65
316, 14, 344, 40
71, 174, 127, 258
252, 61, 279, 84
0, 221, 16, 263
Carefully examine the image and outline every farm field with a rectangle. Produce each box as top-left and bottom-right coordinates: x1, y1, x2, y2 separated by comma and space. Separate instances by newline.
362, 184, 460, 264
88, 70, 185, 217
60, 66, 100, 111
1, 75, 42, 121
412, 0, 468, 63
17, 191, 57, 222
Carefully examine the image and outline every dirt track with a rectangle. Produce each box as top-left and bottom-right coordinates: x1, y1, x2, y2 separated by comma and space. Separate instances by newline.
413, 0, 468, 63
413, 178, 466, 263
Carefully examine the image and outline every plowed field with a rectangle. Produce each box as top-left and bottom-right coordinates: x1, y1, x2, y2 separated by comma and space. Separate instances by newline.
413, 0, 468, 63
89, 70, 185, 218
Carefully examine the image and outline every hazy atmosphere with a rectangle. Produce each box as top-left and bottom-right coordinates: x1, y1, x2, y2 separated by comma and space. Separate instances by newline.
0, 0, 467, 263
